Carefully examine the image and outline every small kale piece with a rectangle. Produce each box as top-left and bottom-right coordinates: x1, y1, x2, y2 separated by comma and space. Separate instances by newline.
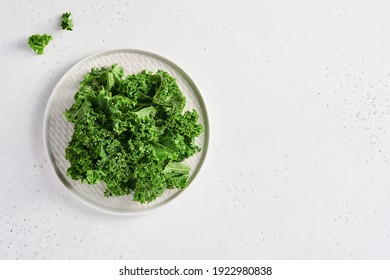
64, 64, 203, 204
28, 34, 52, 55
61, 12, 73, 31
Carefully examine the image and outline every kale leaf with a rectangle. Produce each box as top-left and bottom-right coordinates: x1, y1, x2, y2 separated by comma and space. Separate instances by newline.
64, 64, 203, 204
61, 12, 73, 31
28, 34, 52, 55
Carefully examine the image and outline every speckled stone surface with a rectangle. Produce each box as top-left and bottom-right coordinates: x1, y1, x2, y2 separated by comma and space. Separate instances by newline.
1, 0, 390, 259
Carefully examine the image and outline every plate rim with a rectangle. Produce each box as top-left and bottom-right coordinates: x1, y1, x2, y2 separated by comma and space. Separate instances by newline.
43, 48, 210, 216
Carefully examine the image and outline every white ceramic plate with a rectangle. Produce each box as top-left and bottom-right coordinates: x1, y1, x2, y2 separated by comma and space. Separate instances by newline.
43, 49, 209, 215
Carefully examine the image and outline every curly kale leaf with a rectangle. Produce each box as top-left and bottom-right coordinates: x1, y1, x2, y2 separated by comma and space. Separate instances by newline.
61, 12, 73, 31
64, 64, 203, 204
28, 34, 52, 55
81, 64, 124, 92
164, 161, 191, 189
152, 70, 186, 112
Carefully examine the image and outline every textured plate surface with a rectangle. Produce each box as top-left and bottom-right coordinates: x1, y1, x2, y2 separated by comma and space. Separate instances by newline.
43, 49, 209, 215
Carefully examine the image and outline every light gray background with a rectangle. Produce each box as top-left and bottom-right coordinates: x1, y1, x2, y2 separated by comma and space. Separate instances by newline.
1, 0, 390, 259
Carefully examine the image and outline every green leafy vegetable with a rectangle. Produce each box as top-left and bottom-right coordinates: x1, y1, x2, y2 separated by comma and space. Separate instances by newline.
28, 34, 52, 55
61, 12, 73, 31
64, 64, 203, 204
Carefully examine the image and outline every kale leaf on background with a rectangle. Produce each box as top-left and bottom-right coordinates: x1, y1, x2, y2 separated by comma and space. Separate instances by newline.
61, 12, 73, 30
64, 64, 203, 204
28, 34, 52, 55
